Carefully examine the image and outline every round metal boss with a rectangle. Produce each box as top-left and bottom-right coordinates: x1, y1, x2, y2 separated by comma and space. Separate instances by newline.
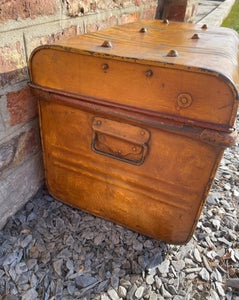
177, 93, 193, 109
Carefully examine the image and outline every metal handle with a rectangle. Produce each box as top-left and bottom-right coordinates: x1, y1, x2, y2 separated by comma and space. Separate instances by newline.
92, 117, 150, 165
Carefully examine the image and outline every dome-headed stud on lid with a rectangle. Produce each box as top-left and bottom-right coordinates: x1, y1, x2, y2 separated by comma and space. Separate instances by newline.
101, 40, 113, 48
201, 24, 208, 30
102, 63, 109, 71
163, 19, 169, 24
191, 33, 200, 39
166, 49, 179, 57
139, 27, 147, 33
145, 69, 153, 77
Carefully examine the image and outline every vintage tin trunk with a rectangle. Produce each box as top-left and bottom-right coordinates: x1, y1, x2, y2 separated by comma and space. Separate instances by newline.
29, 20, 239, 244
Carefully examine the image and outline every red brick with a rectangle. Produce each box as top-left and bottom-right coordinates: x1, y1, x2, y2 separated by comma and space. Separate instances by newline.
142, 5, 158, 19
0, 41, 27, 87
86, 16, 118, 33
54, 26, 78, 41
118, 11, 140, 25
0, 0, 59, 23
7, 87, 37, 126
86, 22, 99, 33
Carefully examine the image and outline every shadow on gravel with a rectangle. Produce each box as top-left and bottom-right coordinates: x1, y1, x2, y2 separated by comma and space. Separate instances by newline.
0, 188, 167, 299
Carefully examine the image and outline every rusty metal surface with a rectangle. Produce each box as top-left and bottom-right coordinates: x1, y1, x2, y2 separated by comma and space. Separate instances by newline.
29, 83, 237, 134
29, 20, 239, 131
30, 20, 239, 96
29, 20, 239, 244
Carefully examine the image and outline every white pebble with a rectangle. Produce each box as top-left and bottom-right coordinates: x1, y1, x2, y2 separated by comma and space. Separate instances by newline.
157, 259, 170, 274
107, 289, 120, 300
155, 276, 162, 289
146, 274, 154, 285
215, 282, 225, 297
194, 248, 202, 263
135, 286, 145, 299
118, 286, 127, 298
212, 219, 220, 230
199, 268, 210, 281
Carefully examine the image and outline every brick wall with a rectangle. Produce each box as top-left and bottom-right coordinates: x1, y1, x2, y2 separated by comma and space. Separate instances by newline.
162, 0, 198, 22
0, 0, 164, 228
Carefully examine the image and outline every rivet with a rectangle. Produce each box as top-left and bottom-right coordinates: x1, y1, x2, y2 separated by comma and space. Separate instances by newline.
96, 120, 102, 126
163, 19, 169, 24
181, 97, 188, 104
132, 146, 137, 151
140, 130, 145, 136
117, 150, 122, 155
139, 27, 147, 33
101, 40, 112, 48
102, 63, 109, 71
191, 33, 199, 39
201, 24, 208, 30
166, 49, 179, 57
145, 69, 153, 77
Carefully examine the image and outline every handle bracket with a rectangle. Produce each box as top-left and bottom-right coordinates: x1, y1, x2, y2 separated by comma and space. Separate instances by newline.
92, 117, 150, 165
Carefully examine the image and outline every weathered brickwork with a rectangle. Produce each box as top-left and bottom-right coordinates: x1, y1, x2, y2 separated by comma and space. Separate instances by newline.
0, 0, 60, 23
86, 16, 118, 33
7, 87, 38, 126
0, 124, 40, 175
0, 41, 27, 88
0, 0, 195, 228
27, 26, 79, 60
142, 4, 159, 19
63, 0, 143, 17
0, 153, 44, 229
118, 11, 141, 25
0, 137, 16, 174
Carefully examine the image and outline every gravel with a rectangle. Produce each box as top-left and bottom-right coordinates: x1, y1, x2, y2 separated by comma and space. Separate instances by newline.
0, 114, 238, 299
